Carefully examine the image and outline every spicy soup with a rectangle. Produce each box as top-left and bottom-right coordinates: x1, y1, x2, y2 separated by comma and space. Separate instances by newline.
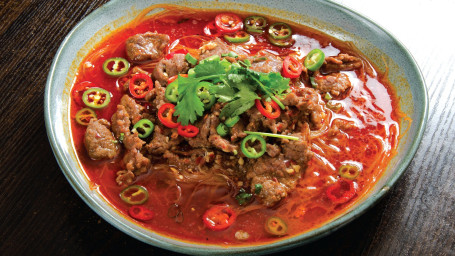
70, 6, 400, 245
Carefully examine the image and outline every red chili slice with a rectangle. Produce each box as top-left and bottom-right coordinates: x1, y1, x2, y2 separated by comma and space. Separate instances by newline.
157, 103, 180, 128
203, 205, 236, 231
72, 81, 94, 106
177, 124, 199, 138
255, 99, 281, 119
165, 49, 189, 60
282, 56, 303, 78
214, 13, 243, 33
203, 21, 221, 37
129, 73, 153, 99
128, 205, 154, 221
326, 179, 358, 204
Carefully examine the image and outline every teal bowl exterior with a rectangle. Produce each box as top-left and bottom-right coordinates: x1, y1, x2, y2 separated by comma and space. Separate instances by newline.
45, 0, 428, 255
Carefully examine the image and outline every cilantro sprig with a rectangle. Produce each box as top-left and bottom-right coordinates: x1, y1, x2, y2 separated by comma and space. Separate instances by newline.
173, 54, 290, 126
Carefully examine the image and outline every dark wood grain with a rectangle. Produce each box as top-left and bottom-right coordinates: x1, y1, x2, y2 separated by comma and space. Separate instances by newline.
0, 0, 453, 255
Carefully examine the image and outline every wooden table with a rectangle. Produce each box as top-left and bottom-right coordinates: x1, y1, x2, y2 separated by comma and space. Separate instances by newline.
1, 0, 453, 255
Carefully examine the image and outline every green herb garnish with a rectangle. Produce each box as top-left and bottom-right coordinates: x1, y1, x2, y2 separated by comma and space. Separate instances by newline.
244, 131, 299, 140
235, 188, 253, 206
173, 54, 290, 125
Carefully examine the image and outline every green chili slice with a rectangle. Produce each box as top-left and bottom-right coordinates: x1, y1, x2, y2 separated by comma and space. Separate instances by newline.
75, 108, 97, 126
132, 119, 154, 139
165, 81, 179, 103
338, 163, 361, 179
82, 88, 111, 109
265, 216, 288, 236
102, 57, 130, 77
225, 116, 240, 127
216, 123, 229, 137
120, 185, 149, 205
241, 134, 266, 159
196, 81, 216, 110
244, 16, 268, 33
304, 49, 325, 71
268, 22, 292, 40
224, 30, 250, 43
185, 53, 198, 65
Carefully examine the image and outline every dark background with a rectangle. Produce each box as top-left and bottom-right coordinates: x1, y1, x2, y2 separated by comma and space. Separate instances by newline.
1, 0, 454, 255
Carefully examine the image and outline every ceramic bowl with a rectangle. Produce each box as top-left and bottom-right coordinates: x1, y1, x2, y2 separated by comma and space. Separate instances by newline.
45, 0, 428, 254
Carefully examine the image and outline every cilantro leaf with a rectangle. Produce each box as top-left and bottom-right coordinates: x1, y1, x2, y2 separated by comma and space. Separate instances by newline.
220, 87, 259, 118
258, 72, 290, 96
209, 82, 236, 103
173, 76, 205, 125
193, 57, 227, 78
246, 69, 290, 97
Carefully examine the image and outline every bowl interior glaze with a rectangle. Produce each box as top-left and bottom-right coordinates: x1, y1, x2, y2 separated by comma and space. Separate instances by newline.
45, 0, 427, 255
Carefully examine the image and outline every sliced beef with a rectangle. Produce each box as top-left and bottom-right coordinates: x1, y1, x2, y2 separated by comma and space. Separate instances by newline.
188, 113, 215, 148
251, 177, 287, 207
245, 108, 263, 131
266, 143, 281, 157
152, 53, 190, 85
249, 50, 283, 73
247, 155, 301, 207
314, 72, 352, 96
111, 95, 146, 138
119, 95, 143, 124
230, 119, 247, 142
209, 135, 238, 153
199, 38, 231, 60
146, 125, 182, 154
111, 105, 131, 139
123, 133, 150, 175
145, 81, 167, 110
245, 108, 279, 133
207, 111, 238, 153
322, 53, 363, 73
125, 32, 169, 63
282, 87, 326, 129
162, 149, 207, 171
281, 124, 313, 165
116, 170, 135, 186
146, 126, 169, 154
84, 119, 120, 160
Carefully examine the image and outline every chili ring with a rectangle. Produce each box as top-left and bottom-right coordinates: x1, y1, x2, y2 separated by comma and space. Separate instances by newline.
132, 119, 155, 139
102, 57, 130, 77
82, 88, 111, 109
75, 108, 97, 126
241, 134, 267, 159
120, 185, 149, 205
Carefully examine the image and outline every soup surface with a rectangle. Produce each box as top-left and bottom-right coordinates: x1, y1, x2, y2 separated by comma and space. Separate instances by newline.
70, 6, 401, 245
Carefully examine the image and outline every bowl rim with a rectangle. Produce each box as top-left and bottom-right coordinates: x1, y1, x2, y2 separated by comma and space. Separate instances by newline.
45, 0, 428, 254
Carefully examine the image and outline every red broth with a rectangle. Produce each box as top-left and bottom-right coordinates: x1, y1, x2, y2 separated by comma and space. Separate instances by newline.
70, 7, 401, 245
